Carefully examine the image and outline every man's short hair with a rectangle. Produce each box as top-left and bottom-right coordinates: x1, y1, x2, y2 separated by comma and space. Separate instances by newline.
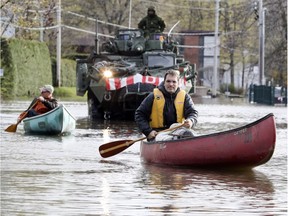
164, 69, 180, 81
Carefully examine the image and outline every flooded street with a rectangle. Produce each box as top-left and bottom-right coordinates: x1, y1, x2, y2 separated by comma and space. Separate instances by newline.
1, 98, 287, 216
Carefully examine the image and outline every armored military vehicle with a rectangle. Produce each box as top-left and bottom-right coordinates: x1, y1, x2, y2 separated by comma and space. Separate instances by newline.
76, 28, 196, 120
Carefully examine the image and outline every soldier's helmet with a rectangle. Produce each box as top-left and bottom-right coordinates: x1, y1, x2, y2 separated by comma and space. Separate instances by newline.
147, 6, 155, 12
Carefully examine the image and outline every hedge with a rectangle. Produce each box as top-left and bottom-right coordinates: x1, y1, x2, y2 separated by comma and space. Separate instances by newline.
1, 38, 76, 99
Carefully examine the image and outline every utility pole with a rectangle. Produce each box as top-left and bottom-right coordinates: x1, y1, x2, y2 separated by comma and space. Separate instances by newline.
39, 13, 44, 42
212, 0, 220, 97
129, 0, 132, 29
95, 18, 99, 55
56, 0, 61, 87
37, 0, 43, 42
258, 0, 265, 85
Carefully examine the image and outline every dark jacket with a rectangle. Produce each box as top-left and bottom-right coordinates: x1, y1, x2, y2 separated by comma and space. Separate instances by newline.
135, 82, 198, 137
138, 14, 166, 35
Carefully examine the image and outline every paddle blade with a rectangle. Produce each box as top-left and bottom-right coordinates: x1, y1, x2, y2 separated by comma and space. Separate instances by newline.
4, 124, 18, 133
99, 140, 134, 158
4, 110, 28, 133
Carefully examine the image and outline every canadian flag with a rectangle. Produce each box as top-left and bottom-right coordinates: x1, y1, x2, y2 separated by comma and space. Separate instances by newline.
105, 74, 164, 90
105, 74, 187, 91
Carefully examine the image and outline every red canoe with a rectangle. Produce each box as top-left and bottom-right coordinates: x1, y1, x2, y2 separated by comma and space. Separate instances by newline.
140, 113, 276, 169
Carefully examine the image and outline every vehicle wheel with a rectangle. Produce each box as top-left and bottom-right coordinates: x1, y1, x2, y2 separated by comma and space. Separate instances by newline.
87, 89, 103, 119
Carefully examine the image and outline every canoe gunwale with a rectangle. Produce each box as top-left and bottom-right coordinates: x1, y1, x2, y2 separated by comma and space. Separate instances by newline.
22, 104, 76, 122
142, 113, 275, 145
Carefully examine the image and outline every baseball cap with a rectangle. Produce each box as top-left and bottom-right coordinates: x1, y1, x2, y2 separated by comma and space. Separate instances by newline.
40, 84, 54, 93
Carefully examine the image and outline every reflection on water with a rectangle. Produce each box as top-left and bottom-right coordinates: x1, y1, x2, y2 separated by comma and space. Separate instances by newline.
139, 164, 276, 215
77, 117, 138, 131
0, 101, 287, 215
141, 164, 274, 194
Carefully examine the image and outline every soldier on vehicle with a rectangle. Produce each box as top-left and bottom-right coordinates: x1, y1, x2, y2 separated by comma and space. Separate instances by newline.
138, 6, 166, 37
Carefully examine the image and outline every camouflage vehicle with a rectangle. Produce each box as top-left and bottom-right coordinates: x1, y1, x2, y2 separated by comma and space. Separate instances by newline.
76, 28, 197, 120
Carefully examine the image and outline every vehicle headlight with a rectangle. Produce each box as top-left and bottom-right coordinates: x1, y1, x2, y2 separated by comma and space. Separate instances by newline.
135, 45, 144, 52
103, 70, 113, 78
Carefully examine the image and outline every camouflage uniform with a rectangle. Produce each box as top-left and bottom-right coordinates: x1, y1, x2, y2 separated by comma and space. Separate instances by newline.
138, 6, 166, 37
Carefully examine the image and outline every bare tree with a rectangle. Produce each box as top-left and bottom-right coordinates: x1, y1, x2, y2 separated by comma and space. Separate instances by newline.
220, 0, 258, 87
1, 0, 286, 88
264, 0, 287, 86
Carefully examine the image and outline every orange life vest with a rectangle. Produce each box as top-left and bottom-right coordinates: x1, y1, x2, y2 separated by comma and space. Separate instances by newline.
33, 101, 50, 114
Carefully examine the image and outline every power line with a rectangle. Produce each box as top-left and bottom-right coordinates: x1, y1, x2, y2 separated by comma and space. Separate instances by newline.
63, 25, 114, 38
64, 11, 129, 29
139, 0, 215, 11
0, 21, 58, 30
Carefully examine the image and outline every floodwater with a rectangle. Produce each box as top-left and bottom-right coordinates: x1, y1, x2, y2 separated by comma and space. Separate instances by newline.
1, 98, 287, 216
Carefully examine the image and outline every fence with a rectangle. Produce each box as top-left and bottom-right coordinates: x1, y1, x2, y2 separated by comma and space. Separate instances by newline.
249, 84, 287, 106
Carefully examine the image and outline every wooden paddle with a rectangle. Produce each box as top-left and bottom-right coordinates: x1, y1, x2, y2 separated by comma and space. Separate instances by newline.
99, 123, 185, 158
5, 100, 39, 133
